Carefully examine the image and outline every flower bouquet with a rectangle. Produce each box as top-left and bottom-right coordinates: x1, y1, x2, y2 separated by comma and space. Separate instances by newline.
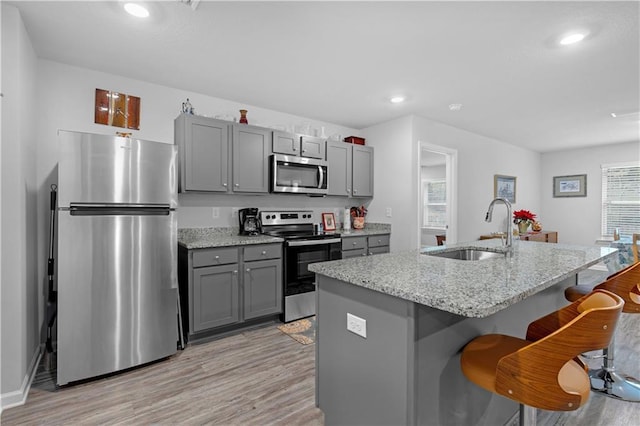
513, 209, 536, 235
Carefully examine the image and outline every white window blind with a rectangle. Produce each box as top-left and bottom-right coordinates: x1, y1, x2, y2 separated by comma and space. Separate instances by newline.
423, 180, 446, 229
601, 162, 640, 236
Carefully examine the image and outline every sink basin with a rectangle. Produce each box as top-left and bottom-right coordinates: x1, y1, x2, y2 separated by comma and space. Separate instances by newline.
426, 248, 507, 261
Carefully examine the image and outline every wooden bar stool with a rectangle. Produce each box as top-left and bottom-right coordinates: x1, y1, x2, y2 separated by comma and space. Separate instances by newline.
461, 289, 624, 426
436, 235, 446, 246
565, 261, 640, 402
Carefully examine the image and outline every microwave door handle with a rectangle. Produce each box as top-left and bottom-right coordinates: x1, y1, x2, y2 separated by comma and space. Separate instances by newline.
318, 165, 325, 189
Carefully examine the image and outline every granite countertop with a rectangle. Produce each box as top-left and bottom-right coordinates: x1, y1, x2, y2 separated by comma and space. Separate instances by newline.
178, 227, 283, 249
308, 239, 618, 318
338, 223, 391, 237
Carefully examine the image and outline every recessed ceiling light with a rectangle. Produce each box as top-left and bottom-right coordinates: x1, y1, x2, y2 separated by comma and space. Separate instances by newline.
449, 103, 462, 111
124, 3, 149, 18
390, 96, 405, 104
559, 33, 586, 46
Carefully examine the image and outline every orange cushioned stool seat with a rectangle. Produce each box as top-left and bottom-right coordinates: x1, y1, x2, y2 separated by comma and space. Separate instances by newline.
461, 289, 624, 426
564, 261, 640, 402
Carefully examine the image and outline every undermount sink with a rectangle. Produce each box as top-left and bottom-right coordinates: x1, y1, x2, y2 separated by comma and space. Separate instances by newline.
426, 248, 507, 261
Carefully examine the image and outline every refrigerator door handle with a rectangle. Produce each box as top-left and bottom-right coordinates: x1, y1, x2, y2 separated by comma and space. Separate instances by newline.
68, 205, 171, 216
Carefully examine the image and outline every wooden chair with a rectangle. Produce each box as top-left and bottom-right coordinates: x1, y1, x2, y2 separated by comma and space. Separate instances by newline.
461, 289, 624, 426
436, 235, 446, 246
564, 261, 640, 401
633, 233, 639, 264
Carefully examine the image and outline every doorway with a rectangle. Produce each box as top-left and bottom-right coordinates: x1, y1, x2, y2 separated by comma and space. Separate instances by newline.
418, 142, 458, 248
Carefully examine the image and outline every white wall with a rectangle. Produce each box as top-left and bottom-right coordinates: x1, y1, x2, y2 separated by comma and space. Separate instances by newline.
363, 115, 542, 251
540, 141, 640, 245
363, 116, 414, 251
1, 3, 40, 409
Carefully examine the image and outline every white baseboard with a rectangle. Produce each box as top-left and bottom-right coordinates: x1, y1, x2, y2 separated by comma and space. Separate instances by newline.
0, 345, 42, 412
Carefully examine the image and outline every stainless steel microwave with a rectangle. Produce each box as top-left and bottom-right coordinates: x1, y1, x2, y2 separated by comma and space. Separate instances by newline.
270, 154, 328, 195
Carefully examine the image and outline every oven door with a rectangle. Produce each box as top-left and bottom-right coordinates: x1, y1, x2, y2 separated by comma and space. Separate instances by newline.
284, 238, 341, 296
271, 154, 328, 195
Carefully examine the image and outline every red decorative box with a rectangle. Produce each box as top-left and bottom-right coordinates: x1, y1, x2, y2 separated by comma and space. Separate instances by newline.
344, 136, 366, 145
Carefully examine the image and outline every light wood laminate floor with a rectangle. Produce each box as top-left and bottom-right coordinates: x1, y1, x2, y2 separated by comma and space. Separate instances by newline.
3, 270, 638, 425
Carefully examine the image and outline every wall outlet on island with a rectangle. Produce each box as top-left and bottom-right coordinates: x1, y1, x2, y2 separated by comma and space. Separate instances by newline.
386, 207, 392, 217
231, 207, 239, 218
347, 313, 367, 338
211, 207, 220, 219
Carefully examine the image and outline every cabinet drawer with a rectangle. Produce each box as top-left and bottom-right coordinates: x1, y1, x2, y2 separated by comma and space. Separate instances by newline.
243, 244, 282, 262
341, 248, 367, 258
192, 247, 238, 268
368, 246, 389, 255
342, 236, 367, 251
368, 234, 390, 248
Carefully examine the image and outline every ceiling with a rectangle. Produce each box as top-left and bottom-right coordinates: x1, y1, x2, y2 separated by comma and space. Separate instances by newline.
8, 1, 640, 153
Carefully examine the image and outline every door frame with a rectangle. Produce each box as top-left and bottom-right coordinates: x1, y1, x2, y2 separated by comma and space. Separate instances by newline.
416, 141, 458, 248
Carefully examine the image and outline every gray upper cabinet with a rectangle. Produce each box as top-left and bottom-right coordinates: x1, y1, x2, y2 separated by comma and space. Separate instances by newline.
272, 131, 299, 155
232, 125, 271, 193
300, 135, 326, 159
175, 114, 229, 193
352, 145, 374, 197
326, 141, 373, 197
326, 140, 353, 196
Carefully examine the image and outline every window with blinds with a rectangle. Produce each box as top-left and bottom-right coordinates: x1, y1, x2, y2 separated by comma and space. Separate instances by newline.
601, 162, 640, 236
423, 180, 447, 229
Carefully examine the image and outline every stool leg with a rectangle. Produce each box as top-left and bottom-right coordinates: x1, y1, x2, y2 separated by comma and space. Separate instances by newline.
588, 334, 640, 402
519, 404, 536, 426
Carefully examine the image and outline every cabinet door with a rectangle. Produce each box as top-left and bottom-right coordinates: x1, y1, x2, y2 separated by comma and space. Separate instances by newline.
243, 259, 283, 320
232, 125, 271, 193
273, 131, 298, 155
341, 248, 367, 258
368, 246, 389, 255
192, 264, 239, 332
352, 145, 374, 197
301, 136, 326, 159
176, 115, 229, 193
326, 140, 352, 196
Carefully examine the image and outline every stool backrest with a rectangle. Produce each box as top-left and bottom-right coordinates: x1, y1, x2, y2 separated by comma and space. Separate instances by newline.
494, 289, 624, 411
596, 261, 640, 313
633, 233, 639, 264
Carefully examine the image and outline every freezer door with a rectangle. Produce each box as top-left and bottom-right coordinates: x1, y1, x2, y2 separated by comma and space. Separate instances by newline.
58, 130, 177, 207
57, 210, 177, 385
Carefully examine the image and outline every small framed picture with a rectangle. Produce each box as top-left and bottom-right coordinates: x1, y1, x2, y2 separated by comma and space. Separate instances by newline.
494, 175, 516, 203
553, 174, 587, 197
322, 213, 336, 231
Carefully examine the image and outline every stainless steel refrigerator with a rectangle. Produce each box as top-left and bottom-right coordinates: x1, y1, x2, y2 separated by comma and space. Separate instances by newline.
56, 130, 178, 386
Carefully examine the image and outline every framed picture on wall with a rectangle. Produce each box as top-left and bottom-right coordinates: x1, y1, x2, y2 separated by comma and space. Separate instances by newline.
553, 174, 587, 197
494, 175, 516, 203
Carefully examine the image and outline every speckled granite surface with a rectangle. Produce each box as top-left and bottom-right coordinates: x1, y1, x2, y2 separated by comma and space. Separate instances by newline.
178, 227, 283, 249
339, 223, 391, 237
308, 239, 618, 318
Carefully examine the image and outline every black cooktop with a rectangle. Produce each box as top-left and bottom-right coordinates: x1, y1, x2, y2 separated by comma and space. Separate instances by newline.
262, 229, 340, 241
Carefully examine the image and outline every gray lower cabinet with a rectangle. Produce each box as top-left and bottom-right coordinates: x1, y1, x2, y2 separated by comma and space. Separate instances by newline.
175, 114, 229, 193
179, 243, 283, 340
232, 124, 271, 193
326, 141, 374, 197
341, 234, 390, 258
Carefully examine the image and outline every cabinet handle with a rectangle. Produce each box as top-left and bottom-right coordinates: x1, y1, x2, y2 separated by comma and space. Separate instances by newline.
233, 270, 238, 274
352, 241, 357, 246
223, 183, 227, 187
353, 189, 357, 195
246, 268, 251, 272
302, 149, 306, 153
362, 253, 367, 256
368, 252, 373, 256
234, 183, 239, 187
377, 239, 381, 243
261, 250, 267, 255
347, 189, 351, 193
215, 255, 220, 260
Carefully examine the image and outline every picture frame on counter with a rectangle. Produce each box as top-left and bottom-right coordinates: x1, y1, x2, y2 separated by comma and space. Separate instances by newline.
494, 174, 516, 203
553, 174, 587, 197
322, 213, 336, 231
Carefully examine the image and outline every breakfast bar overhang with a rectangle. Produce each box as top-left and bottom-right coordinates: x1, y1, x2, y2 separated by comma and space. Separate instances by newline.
308, 240, 617, 426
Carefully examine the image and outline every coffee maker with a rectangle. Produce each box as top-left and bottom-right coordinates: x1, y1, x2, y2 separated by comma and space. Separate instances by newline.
239, 208, 261, 236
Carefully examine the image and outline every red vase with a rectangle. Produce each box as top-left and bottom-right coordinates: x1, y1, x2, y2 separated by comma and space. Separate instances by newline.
239, 109, 248, 124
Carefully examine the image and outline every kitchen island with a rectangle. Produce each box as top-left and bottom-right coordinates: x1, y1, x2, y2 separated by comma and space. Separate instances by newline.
308, 239, 617, 426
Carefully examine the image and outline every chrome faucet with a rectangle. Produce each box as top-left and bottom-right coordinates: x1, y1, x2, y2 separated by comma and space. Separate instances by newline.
485, 197, 513, 249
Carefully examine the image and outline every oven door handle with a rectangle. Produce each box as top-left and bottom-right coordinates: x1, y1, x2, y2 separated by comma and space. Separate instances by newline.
287, 238, 342, 247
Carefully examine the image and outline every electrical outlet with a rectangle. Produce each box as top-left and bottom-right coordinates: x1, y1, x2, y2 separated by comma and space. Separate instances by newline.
231, 207, 239, 218
386, 207, 392, 217
347, 313, 367, 338
212, 207, 220, 219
